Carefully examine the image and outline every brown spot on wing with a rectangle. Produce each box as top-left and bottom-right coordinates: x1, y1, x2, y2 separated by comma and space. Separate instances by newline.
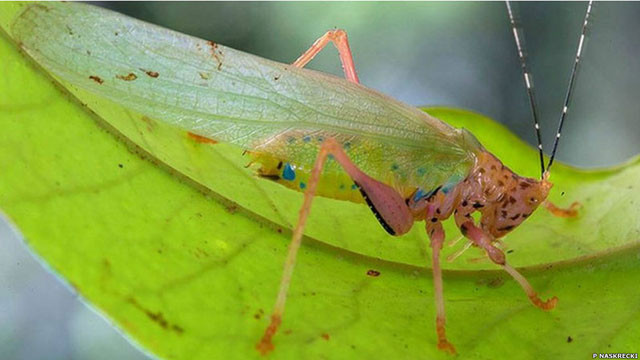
89, 75, 103, 84
187, 132, 218, 144
140, 116, 156, 132
116, 73, 137, 81
207, 40, 223, 70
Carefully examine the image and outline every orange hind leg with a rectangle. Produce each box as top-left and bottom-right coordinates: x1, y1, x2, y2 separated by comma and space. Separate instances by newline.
256, 138, 413, 354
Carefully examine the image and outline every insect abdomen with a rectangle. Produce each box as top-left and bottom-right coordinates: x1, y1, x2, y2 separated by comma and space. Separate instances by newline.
249, 152, 366, 204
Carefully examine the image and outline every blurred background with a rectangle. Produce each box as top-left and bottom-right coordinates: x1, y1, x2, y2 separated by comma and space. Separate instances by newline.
1, 2, 638, 359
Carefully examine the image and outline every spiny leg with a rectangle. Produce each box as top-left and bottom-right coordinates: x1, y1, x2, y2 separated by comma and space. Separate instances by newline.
427, 222, 457, 354
446, 241, 472, 263
257, 138, 413, 354
544, 200, 581, 218
454, 213, 557, 310
446, 234, 464, 248
292, 29, 360, 83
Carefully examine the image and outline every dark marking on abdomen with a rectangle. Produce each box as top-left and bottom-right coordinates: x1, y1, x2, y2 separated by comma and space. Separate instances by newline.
258, 174, 281, 181
354, 182, 396, 236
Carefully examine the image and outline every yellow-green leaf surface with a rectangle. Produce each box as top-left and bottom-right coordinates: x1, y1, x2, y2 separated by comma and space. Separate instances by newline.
1, 4, 639, 359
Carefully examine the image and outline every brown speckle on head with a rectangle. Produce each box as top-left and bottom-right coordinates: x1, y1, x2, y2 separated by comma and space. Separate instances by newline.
457, 151, 553, 238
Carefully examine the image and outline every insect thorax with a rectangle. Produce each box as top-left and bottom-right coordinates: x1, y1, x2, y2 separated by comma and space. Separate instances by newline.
411, 151, 552, 240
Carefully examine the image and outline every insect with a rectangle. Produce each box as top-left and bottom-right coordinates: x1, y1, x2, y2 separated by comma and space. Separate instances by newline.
8, 1, 593, 355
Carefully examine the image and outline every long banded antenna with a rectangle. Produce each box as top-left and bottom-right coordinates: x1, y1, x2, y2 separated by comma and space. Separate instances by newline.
547, 1, 594, 171
506, 1, 546, 178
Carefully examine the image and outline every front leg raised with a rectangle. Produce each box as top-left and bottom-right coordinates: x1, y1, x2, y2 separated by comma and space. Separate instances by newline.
454, 210, 557, 311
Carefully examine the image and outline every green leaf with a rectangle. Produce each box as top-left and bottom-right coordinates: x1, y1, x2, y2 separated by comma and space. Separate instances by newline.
1, 5, 639, 359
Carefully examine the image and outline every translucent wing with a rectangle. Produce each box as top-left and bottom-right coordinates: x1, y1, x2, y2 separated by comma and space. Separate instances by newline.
10, 2, 481, 196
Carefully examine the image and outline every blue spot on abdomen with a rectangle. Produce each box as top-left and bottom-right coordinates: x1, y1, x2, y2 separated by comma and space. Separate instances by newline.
413, 188, 426, 202
282, 163, 296, 181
